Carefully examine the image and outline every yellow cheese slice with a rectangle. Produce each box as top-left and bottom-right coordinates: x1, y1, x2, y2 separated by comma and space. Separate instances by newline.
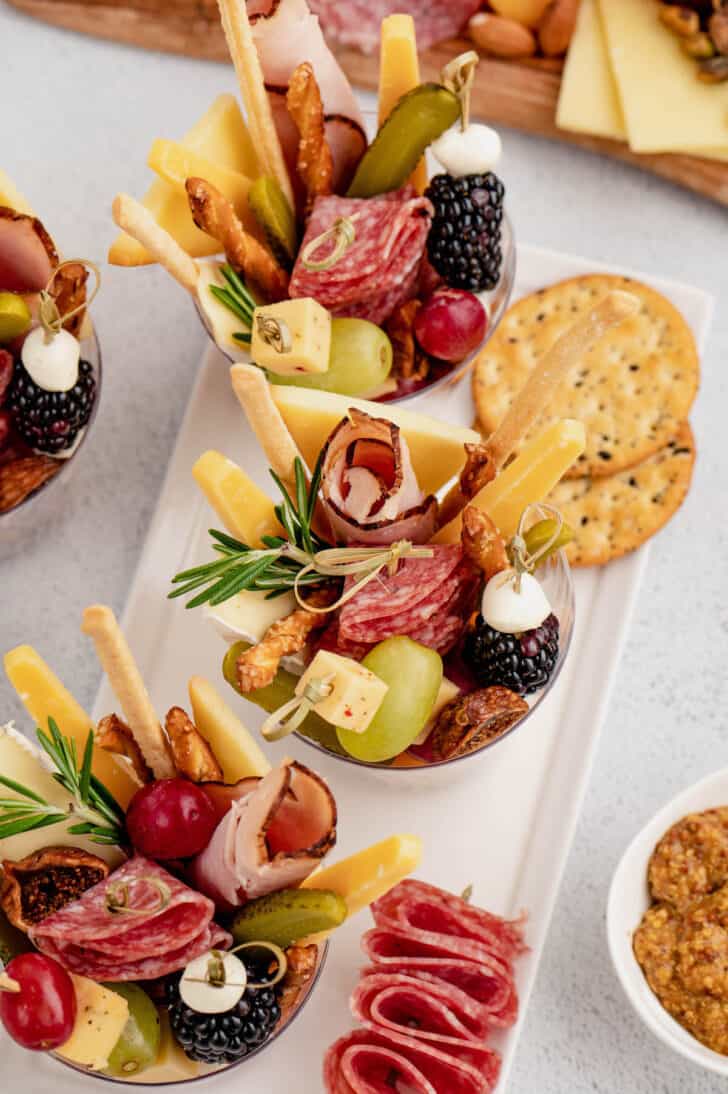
268, 386, 479, 497
193, 450, 283, 546
301, 834, 423, 919
435, 418, 586, 543
56, 976, 129, 1072
188, 675, 271, 781
4, 645, 140, 808
148, 139, 258, 235
598, 0, 728, 153
379, 15, 428, 193
109, 95, 260, 266
557, 0, 626, 141
0, 168, 34, 215
0, 722, 123, 865
155, 1009, 202, 1081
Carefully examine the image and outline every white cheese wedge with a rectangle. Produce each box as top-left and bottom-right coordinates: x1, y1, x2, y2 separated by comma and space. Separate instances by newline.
204, 588, 297, 646
56, 976, 130, 1071
0, 723, 122, 865
195, 259, 251, 361
295, 650, 388, 734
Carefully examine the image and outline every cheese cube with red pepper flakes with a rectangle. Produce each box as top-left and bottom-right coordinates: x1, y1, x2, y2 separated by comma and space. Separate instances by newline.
250, 298, 331, 376
295, 650, 388, 733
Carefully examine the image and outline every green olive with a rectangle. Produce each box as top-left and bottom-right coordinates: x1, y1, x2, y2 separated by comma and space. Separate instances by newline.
347, 84, 461, 199
523, 518, 574, 566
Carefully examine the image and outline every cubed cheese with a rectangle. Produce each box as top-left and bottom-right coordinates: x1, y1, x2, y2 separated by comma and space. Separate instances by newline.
295, 650, 388, 734
251, 298, 331, 377
57, 976, 130, 1071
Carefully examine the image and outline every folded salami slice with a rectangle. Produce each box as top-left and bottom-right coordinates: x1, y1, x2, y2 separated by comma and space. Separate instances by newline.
30, 855, 231, 981
191, 759, 336, 908
308, 0, 482, 54
289, 189, 432, 326
320, 409, 437, 546
324, 1026, 498, 1094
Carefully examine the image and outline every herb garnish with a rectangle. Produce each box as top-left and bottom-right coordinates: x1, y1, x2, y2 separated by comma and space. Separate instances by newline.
0, 719, 126, 846
209, 264, 256, 345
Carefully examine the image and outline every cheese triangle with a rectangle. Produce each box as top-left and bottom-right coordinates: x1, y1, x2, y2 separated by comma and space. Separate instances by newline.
268, 386, 479, 497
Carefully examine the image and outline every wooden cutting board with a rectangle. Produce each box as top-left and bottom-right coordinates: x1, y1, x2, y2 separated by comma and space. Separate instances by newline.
8, 0, 728, 207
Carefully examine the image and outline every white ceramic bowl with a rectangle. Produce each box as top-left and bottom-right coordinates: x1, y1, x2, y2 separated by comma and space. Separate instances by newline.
607, 766, 728, 1077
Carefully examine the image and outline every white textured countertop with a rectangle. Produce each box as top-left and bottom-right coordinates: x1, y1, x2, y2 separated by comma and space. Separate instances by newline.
1, 6, 726, 1091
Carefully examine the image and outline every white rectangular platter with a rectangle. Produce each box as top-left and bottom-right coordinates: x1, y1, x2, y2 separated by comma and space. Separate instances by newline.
5, 244, 711, 1093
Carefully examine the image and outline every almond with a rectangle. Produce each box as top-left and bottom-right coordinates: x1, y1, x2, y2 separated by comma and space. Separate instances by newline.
0, 455, 59, 513
538, 0, 580, 57
468, 12, 537, 58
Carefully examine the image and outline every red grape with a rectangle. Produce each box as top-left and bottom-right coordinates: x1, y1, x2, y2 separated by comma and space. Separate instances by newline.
126, 778, 218, 859
414, 288, 487, 363
0, 953, 76, 1051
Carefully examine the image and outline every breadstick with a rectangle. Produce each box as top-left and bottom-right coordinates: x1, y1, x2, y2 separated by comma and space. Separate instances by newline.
438, 289, 640, 528
230, 364, 305, 492
112, 194, 198, 294
216, 0, 294, 209
81, 605, 176, 780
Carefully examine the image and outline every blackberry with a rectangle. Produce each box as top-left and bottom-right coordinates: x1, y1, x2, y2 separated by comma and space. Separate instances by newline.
425, 173, 505, 293
464, 613, 559, 695
7, 358, 96, 454
166, 973, 281, 1066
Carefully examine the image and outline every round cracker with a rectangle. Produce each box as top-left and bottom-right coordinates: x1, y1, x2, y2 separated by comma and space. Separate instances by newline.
547, 421, 695, 567
473, 275, 699, 479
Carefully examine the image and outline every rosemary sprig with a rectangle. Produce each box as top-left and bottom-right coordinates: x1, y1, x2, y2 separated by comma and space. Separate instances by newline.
0, 719, 126, 846
209, 264, 256, 344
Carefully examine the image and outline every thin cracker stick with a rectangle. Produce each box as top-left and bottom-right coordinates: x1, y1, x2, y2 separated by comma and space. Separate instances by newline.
82, 605, 176, 780
112, 194, 199, 293
230, 364, 306, 491
438, 289, 640, 527
216, 0, 294, 209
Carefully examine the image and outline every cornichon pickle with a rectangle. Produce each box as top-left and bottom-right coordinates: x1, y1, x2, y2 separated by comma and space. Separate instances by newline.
347, 84, 461, 199
248, 176, 298, 268
230, 888, 347, 948
222, 641, 345, 755
523, 518, 574, 566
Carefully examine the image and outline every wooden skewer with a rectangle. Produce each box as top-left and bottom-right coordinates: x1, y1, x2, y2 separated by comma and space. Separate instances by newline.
82, 605, 176, 780
112, 193, 199, 294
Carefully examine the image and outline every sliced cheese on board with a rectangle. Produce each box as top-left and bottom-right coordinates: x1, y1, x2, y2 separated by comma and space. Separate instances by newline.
301, 834, 423, 919
598, 0, 728, 153
435, 419, 586, 543
379, 15, 428, 193
0, 723, 123, 864
109, 95, 259, 266
557, 0, 626, 141
4, 645, 140, 808
192, 449, 283, 546
156, 1009, 202, 1081
188, 675, 271, 781
269, 386, 479, 497
57, 977, 130, 1072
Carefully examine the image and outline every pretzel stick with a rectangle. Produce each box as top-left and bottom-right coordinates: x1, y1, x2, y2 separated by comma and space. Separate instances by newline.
438, 289, 640, 528
112, 194, 198, 294
230, 364, 306, 492
82, 605, 176, 780
216, 0, 294, 209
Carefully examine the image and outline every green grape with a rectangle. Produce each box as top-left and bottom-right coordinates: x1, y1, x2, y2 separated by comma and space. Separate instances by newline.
222, 641, 345, 754
337, 637, 443, 763
104, 984, 160, 1077
267, 318, 392, 397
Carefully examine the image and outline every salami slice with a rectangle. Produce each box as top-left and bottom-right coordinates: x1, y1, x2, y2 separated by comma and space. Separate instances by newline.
30, 855, 231, 981
324, 1026, 498, 1094
308, 0, 482, 54
289, 189, 432, 326
352, 972, 490, 1044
